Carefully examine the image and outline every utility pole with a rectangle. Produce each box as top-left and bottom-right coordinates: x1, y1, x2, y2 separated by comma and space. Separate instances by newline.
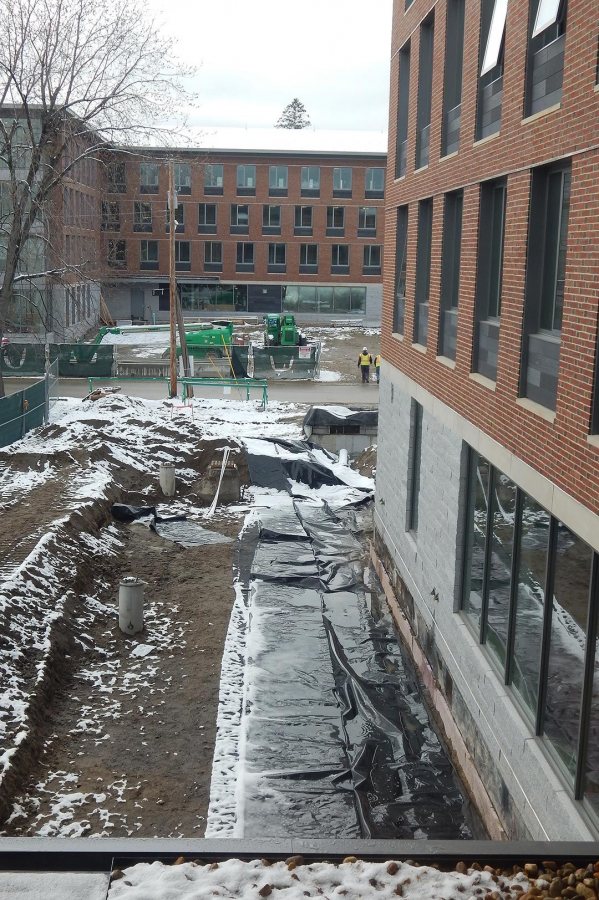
168, 161, 177, 398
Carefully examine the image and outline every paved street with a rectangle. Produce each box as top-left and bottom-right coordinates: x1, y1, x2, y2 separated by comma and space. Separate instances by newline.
4, 376, 380, 405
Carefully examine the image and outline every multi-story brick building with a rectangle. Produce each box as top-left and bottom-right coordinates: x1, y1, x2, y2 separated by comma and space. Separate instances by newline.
0, 107, 103, 341
374, 0, 599, 838
100, 133, 387, 324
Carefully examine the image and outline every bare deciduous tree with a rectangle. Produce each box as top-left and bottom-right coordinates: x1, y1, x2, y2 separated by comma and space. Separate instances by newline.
0, 0, 192, 396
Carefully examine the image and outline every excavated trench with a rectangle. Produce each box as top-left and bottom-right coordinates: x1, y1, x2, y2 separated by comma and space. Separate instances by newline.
1, 415, 483, 840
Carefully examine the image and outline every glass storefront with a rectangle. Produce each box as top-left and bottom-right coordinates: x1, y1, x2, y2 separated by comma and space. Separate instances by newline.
462, 447, 598, 814
175, 283, 367, 317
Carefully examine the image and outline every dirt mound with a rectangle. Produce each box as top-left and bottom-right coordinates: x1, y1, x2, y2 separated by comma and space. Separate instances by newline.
354, 444, 377, 478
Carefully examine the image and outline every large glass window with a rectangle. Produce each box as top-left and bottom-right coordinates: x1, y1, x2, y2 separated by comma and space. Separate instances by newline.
462, 451, 491, 633
174, 241, 190, 270
204, 164, 224, 193
414, 197, 433, 346
230, 204, 249, 232
236, 242, 254, 268
583, 579, 599, 818
363, 245, 382, 274
269, 166, 288, 194
543, 524, 593, 779
394, 206, 409, 335
442, 0, 465, 156
237, 164, 256, 193
294, 205, 313, 233
525, 0, 567, 116
301, 166, 320, 196
365, 167, 385, 198
484, 472, 517, 669
416, 14, 434, 170
174, 163, 191, 194
396, 41, 411, 177
358, 207, 377, 234
476, 0, 506, 139
473, 178, 506, 381
204, 241, 222, 269
326, 206, 345, 234
439, 190, 463, 360
521, 161, 570, 410
407, 402, 423, 532
262, 205, 281, 231
333, 167, 352, 196
331, 244, 349, 271
462, 446, 599, 817
140, 163, 160, 193
134, 201, 152, 232
268, 242, 286, 269
198, 203, 217, 233
140, 240, 158, 270
510, 497, 551, 716
300, 244, 318, 268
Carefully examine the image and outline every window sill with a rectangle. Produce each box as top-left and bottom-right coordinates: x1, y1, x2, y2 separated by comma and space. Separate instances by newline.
392, 331, 404, 342
436, 354, 456, 370
516, 396, 556, 423
473, 131, 500, 148
394, 174, 406, 183
586, 434, 599, 450
413, 164, 428, 175
469, 371, 496, 391
521, 102, 561, 125
411, 342, 427, 354
440, 150, 459, 162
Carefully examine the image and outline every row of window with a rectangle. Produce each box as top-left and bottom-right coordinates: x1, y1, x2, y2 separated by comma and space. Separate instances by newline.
393, 155, 582, 418
101, 201, 380, 236
462, 447, 599, 823
107, 240, 382, 275
396, 0, 569, 175
171, 283, 368, 316
404, 406, 599, 827
106, 161, 385, 199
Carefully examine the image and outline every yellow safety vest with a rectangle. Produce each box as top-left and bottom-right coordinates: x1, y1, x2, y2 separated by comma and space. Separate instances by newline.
359, 353, 371, 366
375, 355, 381, 367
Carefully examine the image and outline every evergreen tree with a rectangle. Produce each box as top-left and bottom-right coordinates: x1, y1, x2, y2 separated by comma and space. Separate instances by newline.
275, 98, 311, 129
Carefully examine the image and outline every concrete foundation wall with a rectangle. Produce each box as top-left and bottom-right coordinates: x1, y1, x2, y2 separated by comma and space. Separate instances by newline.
365, 283, 383, 327
307, 432, 376, 457
374, 361, 596, 841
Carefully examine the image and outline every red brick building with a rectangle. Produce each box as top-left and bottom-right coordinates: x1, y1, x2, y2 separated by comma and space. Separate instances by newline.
374, 0, 599, 838
100, 134, 387, 324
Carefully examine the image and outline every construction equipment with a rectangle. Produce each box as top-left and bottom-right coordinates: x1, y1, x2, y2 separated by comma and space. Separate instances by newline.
179, 321, 234, 356
263, 314, 306, 347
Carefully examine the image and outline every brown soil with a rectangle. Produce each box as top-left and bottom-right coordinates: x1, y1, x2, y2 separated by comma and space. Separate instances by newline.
0, 419, 249, 837
2, 511, 240, 838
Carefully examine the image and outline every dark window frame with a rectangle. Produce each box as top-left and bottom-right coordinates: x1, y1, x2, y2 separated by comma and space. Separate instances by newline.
413, 197, 433, 347
393, 205, 409, 334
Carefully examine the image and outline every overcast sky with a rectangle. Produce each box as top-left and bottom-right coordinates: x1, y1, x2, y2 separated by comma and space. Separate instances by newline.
145, 0, 393, 134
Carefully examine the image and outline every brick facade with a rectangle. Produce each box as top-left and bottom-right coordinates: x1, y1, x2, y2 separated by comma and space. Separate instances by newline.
382, 0, 599, 516
102, 148, 386, 289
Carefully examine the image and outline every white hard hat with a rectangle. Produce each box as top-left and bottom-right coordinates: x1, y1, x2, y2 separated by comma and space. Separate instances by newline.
363, 346, 367, 352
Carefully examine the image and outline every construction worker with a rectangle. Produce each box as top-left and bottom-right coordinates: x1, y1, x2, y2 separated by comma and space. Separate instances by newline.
374, 353, 381, 383
358, 347, 372, 383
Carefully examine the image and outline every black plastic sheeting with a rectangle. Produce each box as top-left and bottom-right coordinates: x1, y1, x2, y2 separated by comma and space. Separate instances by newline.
246, 439, 373, 495
303, 406, 379, 429
237, 497, 479, 839
152, 520, 233, 547
111, 504, 231, 546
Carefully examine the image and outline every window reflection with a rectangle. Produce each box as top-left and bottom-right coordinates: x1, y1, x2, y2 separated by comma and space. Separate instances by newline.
463, 452, 490, 632
584, 600, 599, 817
543, 523, 592, 779
511, 497, 550, 715
485, 473, 516, 667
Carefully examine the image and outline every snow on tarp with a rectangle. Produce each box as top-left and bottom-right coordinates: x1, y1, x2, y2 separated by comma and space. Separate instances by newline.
207, 437, 476, 841
303, 405, 379, 428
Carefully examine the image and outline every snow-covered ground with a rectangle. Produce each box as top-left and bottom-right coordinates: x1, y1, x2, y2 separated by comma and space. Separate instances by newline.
107, 858, 531, 899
